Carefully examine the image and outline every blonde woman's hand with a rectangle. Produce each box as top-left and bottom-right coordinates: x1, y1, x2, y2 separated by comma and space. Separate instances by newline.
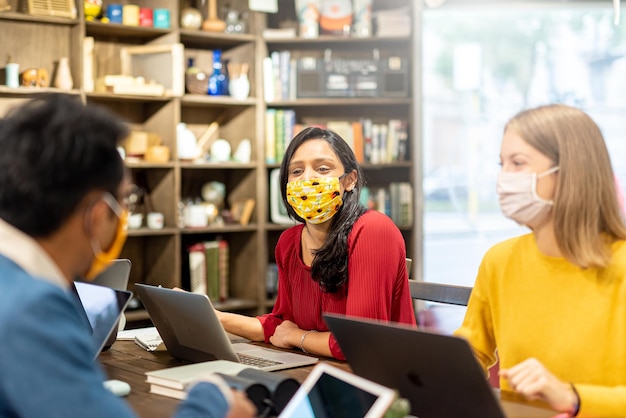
500, 358, 578, 414
269, 320, 300, 349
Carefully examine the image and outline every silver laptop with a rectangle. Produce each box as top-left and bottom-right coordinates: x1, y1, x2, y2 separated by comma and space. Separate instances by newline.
89, 259, 131, 290
324, 314, 555, 418
134, 283, 318, 371
77, 259, 131, 350
72, 281, 132, 360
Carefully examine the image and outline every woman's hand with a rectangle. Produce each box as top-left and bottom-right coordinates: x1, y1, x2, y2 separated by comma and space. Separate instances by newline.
500, 358, 578, 414
269, 320, 300, 349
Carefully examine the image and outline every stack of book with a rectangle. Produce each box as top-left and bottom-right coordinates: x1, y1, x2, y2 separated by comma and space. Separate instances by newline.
146, 361, 300, 415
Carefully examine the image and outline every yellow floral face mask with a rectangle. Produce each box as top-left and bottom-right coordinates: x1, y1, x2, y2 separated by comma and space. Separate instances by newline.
86, 193, 128, 279
286, 176, 344, 224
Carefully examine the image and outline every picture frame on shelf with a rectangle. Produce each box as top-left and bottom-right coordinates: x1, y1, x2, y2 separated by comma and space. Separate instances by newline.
269, 168, 293, 225
230, 198, 256, 225
120, 43, 185, 97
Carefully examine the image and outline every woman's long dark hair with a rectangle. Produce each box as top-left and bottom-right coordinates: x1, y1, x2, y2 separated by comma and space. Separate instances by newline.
279, 127, 367, 292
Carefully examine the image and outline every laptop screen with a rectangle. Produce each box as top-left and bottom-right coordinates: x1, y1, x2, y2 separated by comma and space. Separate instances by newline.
72, 281, 132, 359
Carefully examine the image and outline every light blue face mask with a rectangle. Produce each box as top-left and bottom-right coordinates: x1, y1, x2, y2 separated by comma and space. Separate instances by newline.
497, 166, 559, 228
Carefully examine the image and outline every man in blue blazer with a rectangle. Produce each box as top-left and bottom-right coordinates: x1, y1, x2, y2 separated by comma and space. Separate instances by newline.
0, 94, 254, 418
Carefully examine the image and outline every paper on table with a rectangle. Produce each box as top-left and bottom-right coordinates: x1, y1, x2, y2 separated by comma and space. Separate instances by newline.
119, 326, 248, 351
117, 326, 160, 341
135, 334, 166, 352
116, 326, 166, 351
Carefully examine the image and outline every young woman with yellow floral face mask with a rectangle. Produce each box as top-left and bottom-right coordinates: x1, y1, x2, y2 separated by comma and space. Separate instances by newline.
216, 127, 416, 360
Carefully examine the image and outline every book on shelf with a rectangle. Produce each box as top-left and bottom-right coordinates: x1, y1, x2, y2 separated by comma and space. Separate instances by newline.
265, 108, 276, 163
187, 239, 229, 302
352, 120, 365, 164
283, 109, 296, 151
271, 51, 282, 102
204, 240, 220, 303
218, 239, 229, 302
189, 243, 207, 295
274, 109, 285, 163
278, 50, 291, 101
263, 57, 275, 103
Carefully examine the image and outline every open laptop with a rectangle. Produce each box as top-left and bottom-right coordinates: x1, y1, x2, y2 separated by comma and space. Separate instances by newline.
134, 283, 318, 371
77, 259, 132, 350
89, 259, 131, 290
278, 362, 396, 418
72, 281, 132, 360
324, 314, 555, 418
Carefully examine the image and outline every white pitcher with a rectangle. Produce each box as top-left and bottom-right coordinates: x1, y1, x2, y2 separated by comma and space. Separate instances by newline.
177, 123, 198, 160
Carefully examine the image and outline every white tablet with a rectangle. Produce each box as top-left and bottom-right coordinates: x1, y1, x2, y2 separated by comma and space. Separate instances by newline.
278, 362, 396, 418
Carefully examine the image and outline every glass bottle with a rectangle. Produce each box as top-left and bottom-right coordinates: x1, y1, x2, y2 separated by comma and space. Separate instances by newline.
208, 49, 226, 96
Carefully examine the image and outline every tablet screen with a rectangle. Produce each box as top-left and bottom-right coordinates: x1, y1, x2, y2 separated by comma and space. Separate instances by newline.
279, 363, 395, 418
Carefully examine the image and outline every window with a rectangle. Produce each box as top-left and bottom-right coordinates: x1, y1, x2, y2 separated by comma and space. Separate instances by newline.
422, 1, 626, 285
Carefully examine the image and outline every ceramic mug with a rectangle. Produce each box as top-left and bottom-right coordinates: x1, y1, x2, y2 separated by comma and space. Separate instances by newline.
147, 212, 164, 230
5, 63, 19, 88
127, 213, 143, 229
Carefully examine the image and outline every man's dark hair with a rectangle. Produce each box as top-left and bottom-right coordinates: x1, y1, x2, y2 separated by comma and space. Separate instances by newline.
279, 127, 367, 292
0, 94, 128, 237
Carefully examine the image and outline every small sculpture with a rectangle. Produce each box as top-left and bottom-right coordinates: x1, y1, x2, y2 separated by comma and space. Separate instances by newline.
21, 68, 49, 87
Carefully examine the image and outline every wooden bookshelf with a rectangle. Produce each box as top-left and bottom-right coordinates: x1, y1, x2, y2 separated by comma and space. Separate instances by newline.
0, 0, 417, 321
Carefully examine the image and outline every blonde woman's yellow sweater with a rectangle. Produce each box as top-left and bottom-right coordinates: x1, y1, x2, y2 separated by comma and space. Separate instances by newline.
455, 233, 626, 417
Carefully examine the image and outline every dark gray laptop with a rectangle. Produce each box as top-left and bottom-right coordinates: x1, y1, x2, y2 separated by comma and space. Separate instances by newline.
324, 314, 554, 418
135, 283, 318, 371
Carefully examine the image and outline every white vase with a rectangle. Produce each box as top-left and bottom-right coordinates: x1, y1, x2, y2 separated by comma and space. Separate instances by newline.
177, 123, 198, 160
228, 75, 250, 100
54, 57, 73, 90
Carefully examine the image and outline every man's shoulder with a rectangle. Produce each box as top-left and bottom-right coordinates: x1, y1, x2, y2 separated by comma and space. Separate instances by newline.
0, 255, 68, 319
0, 254, 63, 293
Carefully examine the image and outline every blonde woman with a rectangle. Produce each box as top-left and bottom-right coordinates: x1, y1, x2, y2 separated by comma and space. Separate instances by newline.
455, 104, 626, 416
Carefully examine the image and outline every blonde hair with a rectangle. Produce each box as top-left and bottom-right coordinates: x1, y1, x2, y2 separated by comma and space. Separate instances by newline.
505, 104, 626, 269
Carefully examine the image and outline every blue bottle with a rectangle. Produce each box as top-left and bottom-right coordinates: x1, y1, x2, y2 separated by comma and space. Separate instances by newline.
208, 49, 226, 95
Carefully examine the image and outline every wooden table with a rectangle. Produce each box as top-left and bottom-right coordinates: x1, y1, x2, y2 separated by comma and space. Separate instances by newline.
100, 341, 556, 418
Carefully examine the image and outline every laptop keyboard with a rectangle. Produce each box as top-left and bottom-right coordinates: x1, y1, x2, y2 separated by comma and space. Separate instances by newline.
237, 353, 284, 368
